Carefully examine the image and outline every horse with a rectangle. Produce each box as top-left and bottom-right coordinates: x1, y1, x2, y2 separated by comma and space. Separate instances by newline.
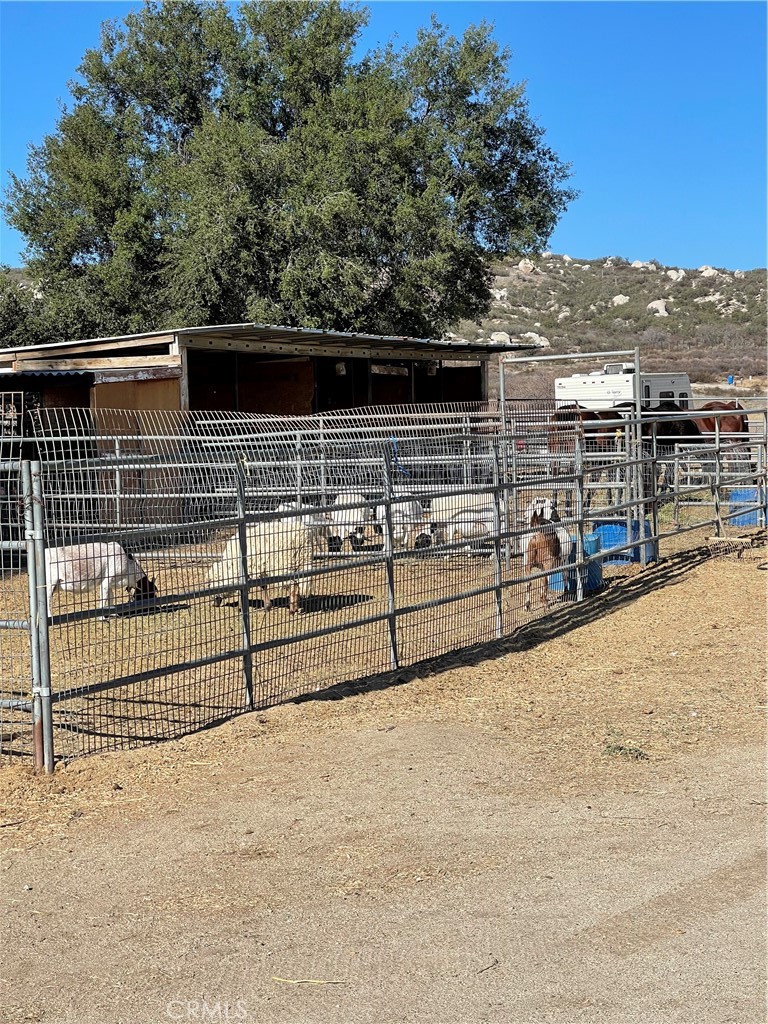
521, 498, 573, 610
694, 400, 748, 437
693, 401, 750, 480
548, 405, 626, 511
625, 401, 708, 497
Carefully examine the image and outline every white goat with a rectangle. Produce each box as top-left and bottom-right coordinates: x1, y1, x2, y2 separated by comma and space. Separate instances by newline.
375, 495, 429, 550
208, 517, 312, 613
44, 542, 155, 618
429, 493, 496, 549
275, 502, 332, 555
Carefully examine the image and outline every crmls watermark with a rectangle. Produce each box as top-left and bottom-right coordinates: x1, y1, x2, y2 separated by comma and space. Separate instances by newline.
165, 1000, 249, 1021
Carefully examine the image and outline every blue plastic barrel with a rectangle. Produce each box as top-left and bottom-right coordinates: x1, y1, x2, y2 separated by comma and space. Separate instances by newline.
728, 487, 765, 527
551, 533, 603, 593
593, 519, 656, 564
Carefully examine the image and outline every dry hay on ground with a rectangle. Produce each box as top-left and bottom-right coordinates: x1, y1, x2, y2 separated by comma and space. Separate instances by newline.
0, 540, 591, 761
1, 548, 764, 841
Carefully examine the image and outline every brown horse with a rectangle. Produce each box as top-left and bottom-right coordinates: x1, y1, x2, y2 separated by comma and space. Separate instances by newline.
548, 405, 620, 454
548, 405, 627, 509
694, 400, 748, 436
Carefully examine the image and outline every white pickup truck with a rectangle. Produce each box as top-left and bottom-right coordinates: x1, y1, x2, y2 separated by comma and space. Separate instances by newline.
554, 362, 692, 411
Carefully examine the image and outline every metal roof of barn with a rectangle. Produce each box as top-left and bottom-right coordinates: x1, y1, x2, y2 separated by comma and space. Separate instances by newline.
0, 321, 540, 366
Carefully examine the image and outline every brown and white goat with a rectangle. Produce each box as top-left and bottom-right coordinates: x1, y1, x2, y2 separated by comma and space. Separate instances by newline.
523, 510, 563, 610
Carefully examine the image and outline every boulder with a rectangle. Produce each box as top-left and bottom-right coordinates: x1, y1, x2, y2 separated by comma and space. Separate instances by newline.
490, 331, 511, 345
518, 258, 535, 274
699, 266, 718, 278
490, 287, 508, 301
612, 294, 630, 306
562, 254, 572, 263
521, 331, 550, 347
647, 299, 669, 316
666, 269, 686, 282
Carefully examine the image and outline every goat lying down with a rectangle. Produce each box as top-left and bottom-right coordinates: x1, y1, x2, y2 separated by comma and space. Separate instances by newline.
44, 542, 156, 619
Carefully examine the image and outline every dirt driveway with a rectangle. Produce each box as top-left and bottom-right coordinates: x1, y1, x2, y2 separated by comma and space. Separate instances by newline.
1, 549, 766, 1024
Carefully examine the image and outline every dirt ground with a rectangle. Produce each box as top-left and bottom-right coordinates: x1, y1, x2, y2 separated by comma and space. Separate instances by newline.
0, 548, 766, 1024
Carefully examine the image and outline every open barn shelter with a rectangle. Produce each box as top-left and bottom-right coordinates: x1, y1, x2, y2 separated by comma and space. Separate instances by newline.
0, 323, 534, 416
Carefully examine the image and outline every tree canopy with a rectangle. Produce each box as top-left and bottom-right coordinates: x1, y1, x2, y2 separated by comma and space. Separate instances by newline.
3, 0, 576, 344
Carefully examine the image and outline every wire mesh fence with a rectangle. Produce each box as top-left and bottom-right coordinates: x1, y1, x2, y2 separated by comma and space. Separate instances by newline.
1, 400, 765, 768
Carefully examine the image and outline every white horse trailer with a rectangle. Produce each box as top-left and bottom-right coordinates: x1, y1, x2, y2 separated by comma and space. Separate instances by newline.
554, 362, 693, 411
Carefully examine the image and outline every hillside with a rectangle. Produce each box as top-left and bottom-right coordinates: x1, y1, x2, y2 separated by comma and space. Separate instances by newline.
3, 255, 765, 398
447, 254, 766, 398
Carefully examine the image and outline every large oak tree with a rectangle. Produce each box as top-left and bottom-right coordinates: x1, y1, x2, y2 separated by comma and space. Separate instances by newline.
3, 0, 575, 343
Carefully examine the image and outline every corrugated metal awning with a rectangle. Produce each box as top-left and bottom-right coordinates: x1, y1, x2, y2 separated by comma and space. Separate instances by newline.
9, 369, 91, 377
176, 323, 531, 361
0, 321, 541, 365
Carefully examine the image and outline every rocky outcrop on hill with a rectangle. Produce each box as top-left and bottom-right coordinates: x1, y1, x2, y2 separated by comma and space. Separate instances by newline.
447, 253, 766, 386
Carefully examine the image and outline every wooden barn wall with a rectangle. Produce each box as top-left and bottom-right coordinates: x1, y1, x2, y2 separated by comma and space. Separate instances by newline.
370, 366, 412, 406
186, 351, 314, 415
91, 377, 181, 412
237, 356, 314, 415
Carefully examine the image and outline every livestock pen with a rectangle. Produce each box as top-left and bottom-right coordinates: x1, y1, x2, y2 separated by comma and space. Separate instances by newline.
1, 400, 765, 770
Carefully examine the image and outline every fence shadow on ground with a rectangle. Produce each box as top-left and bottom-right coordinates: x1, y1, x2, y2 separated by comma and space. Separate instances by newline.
292, 546, 714, 706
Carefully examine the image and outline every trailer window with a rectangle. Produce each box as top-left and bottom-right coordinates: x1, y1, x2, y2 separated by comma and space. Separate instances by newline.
659, 390, 674, 400
643, 384, 650, 408
678, 393, 689, 408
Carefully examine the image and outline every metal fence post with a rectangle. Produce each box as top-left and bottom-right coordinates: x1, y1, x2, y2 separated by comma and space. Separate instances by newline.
26, 461, 54, 773
382, 448, 400, 671
22, 461, 43, 771
649, 419, 660, 560
114, 438, 122, 530
319, 416, 328, 507
713, 415, 723, 535
506, 419, 518, 570
235, 465, 255, 709
295, 430, 303, 505
491, 444, 504, 637
758, 412, 767, 528
574, 434, 585, 604
635, 414, 647, 568
462, 415, 471, 487
673, 447, 681, 530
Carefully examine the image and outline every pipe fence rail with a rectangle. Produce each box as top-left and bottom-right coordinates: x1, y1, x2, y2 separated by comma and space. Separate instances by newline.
1, 400, 765, 770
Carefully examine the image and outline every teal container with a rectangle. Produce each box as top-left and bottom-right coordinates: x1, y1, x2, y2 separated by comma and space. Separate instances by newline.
551, 533, 603, 593
594, 519, 656, 565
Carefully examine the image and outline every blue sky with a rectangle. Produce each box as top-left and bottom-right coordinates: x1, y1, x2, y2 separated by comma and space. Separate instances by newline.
1, 1, 766, 270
